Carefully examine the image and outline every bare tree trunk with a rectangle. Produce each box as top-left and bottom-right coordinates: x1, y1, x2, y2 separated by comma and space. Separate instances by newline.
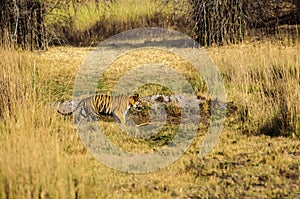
0, 0, 47, 50
190, 0, 300, 46
191, 0, 248, 46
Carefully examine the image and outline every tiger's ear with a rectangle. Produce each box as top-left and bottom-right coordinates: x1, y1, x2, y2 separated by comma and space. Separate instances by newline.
133, 93, 139, 100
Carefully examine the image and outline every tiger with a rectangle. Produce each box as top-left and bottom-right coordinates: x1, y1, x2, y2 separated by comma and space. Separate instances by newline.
57, 93, 143, 124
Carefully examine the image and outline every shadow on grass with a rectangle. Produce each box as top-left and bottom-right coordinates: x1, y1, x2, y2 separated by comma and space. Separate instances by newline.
259, 115, 294, 138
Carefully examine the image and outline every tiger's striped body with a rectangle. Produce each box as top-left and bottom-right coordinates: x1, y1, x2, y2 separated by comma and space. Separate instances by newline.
58, 94, 142, 124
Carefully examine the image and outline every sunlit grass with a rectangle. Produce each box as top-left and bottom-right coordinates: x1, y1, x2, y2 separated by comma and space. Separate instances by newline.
1, 1, 299, 197
46, 1, 103, 31
46, 0, 169, 32
209, 41, 300, 137
98, 48, 207, 97
0, 39, 299, 198
109, 0, 158, 23
45, 0, 192, 46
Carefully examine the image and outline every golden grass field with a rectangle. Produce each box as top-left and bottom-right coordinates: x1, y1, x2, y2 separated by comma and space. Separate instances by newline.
0, 39, 299, 198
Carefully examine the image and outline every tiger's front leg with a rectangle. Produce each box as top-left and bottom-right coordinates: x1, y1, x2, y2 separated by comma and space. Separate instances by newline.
112, 111, 126, 124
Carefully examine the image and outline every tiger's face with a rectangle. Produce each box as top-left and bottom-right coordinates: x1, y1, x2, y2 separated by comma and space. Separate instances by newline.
129, 93, 143, 109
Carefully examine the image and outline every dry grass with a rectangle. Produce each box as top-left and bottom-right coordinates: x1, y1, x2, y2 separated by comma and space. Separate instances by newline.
46, 0, 191, 46
47, 0, 165, 32
0, 41, 299, 198
209, 41, 299, 137
99, 48, 207, 97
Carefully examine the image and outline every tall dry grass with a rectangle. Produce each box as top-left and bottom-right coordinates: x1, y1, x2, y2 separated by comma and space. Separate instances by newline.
0, 48, 86, 198
0, 39, 299, 198
209, 40, 300, 137
0, 49, 35, 122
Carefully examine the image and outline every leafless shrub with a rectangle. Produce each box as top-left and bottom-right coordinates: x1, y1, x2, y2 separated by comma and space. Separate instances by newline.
0, 0, 48, 50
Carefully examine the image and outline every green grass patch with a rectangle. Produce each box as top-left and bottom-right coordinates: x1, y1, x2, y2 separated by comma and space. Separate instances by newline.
46, 0, 191, 45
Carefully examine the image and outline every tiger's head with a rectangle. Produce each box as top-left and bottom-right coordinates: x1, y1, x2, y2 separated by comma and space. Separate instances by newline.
129, 93, 143, 110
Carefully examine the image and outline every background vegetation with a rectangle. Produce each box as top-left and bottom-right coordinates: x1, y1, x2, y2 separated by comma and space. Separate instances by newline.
0, 0, 299, 198
2, 0, 300, 48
